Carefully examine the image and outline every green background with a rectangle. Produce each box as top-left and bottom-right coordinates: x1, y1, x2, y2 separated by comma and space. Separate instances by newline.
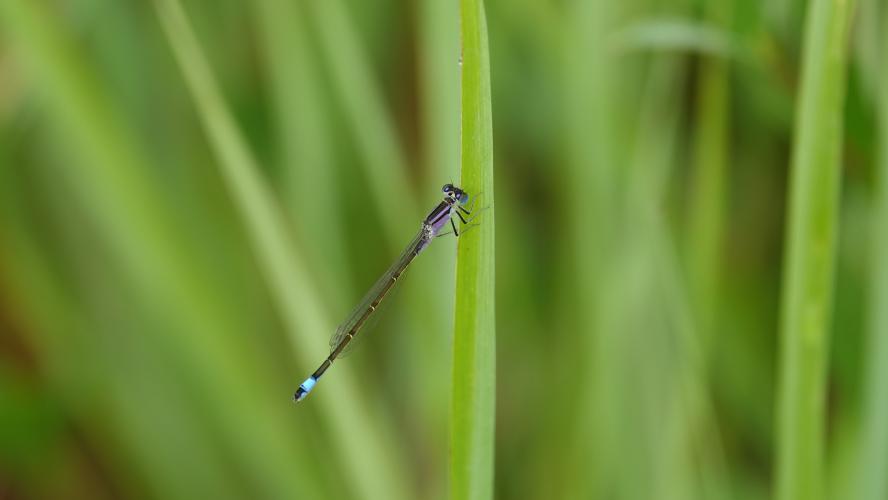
0, 0, 883, 499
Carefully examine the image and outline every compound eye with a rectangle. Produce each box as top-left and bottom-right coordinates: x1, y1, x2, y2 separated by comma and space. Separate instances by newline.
442, 183, 453, 193
459, 192, 469, 204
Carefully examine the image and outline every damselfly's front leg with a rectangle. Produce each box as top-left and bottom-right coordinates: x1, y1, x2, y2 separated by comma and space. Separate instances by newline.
437, 193, 487, 238
450, 218, 460, 237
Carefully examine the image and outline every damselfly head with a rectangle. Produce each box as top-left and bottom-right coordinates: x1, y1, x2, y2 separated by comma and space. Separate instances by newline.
442, 183, 469, 205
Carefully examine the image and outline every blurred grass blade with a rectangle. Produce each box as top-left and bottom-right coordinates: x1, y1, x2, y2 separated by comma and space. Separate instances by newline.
419, 0, 460, 182
305, 0, 417, 245
251, 0, 351, 305
774, 0, 856, 499
686, 0, 731, 348
414, 0, 460, 431
560, 0, 627, 497
612, 18, 734, 56
853, 0, 879, 103
0, 1, 319, 497
153, 2, 410, 500
683, 3, 733, 497
857, 6, 888, 500
451, 1, 495, 499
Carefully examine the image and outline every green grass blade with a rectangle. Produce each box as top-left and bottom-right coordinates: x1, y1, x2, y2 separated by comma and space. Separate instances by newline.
686, 0, 731, 348
774, 0, 856, 499
419, 0, 460, 183
0, 2, 319, 497
153, 2, 410, 499
305, 0, 417, 245
857, 6, 888, 499
414, 0, 460, 426
684, 3, 734, 496
560, 0, 631, 496
612, 18, 734, 56
450, 1, 496, 499
251, 0, 351, 306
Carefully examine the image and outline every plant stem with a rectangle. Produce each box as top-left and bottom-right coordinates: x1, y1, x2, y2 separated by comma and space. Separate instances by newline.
857, 4, 888, 499
450, 0, 496, 498
774, 0, 856, 499
154, 2, 409, 499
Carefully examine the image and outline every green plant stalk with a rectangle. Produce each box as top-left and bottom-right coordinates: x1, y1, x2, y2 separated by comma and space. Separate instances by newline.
774, 0, 855, 499
0, 2, 316, 498
416, 0, 460, 426
305, 0, 417, 245
857, 5, 888, 499
25, 157, 245, 500
687, 0, 731, 349
629, 59, 691, 500
154, 2, 409, 500
0, 210, 191, 499
251, 0, 351, 307
560, 0, 626, 496
852, 0, 879, 102
684, 2, 733, 496
450, 0, 495, 499
420, 0, 460, 185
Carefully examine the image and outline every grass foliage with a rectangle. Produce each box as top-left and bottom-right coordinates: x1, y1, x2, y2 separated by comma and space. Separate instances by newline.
0, 0, 880, 499
450, 1, 496, 499
774, 1, 856, 499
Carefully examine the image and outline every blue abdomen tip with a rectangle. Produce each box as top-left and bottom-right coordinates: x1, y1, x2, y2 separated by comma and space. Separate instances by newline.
293, 376, 317, 403
302, 376, 317, 392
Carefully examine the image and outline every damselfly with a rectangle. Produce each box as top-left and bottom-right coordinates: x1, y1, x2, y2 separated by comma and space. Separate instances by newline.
294, 183, 478, 402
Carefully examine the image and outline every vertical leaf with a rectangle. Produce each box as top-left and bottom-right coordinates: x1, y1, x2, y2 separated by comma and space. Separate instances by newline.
416, 0, 460, 436
774, 1, 856, 500
687, 0, 732, 349
251, 0, 351, 306
451, 0, 496, 498
305, 0, 417, 245
0, 1, 319, 497
857, 4, 888, 499
153, 2, 409, 500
